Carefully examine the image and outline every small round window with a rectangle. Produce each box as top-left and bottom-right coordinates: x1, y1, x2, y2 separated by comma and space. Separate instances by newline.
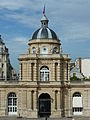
42, 47, 48, 54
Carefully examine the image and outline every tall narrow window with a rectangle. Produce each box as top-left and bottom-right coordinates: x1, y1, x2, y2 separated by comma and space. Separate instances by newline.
55, 63, 58, 81
72, 92, 83, 115
31, 91, 34, 110
31, 63, 34, 81
7, 92, 17, 115
40, 66, 49, 81
55, 91, 58, 110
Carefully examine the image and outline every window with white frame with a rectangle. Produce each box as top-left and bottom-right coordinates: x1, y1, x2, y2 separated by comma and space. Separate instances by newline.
40, 66, 49, 81
7, 92, 17, 115
72, 92, 83, 115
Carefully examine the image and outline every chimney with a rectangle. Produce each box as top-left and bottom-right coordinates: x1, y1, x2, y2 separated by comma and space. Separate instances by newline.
79, 57, 81, 73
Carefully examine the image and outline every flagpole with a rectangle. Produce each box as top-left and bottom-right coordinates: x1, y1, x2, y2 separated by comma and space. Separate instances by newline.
43, 4, 45, 15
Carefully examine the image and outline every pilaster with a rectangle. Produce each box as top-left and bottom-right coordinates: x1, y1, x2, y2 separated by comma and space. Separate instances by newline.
52, 63, 55, 81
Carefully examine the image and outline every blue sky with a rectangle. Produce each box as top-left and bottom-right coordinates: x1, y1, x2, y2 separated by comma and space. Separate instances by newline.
0, 0, 90, 73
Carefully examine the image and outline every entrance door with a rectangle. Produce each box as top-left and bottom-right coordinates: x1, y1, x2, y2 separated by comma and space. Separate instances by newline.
8, 92, 17, 115
39, 93, 51, 117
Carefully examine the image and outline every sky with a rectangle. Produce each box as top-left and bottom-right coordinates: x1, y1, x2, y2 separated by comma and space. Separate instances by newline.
0, 0, 90, 73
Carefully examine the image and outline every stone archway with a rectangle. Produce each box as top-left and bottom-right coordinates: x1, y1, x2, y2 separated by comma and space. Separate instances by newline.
38, 93, 51, 117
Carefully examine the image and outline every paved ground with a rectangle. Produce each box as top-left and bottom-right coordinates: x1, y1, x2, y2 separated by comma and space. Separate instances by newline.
0, 116, 90, 120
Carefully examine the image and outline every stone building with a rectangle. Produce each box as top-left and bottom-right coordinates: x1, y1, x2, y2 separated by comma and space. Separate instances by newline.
0, 35, 17, 80
70, 58, 90, 79
18, 13, 71, 118
0, 12, 90, 119
75, 58, 90, 79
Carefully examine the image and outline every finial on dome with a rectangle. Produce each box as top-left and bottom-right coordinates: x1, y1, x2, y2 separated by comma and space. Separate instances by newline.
41, 5, 49, 28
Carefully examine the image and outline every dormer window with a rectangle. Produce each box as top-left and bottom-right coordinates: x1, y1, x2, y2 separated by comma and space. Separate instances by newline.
32, 47, 36, 54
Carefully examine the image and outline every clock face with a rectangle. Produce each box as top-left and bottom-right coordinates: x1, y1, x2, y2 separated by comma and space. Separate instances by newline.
42, 47, 48, 54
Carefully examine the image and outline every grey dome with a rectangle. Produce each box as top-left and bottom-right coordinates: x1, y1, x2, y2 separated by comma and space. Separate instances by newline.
32, 27, 58, 40
31, 14, 58, 40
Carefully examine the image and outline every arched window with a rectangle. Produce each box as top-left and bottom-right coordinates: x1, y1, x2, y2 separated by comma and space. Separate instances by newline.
72, 92, 83, 115
42, 47, 48, 54
32, 47, 36, 54
40, 66, 49, 81
7, 92, 17, 115
73, 92, 81, 97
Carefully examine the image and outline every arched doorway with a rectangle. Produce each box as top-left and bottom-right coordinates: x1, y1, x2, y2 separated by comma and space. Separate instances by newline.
38, 93, 51, 117
7, 92, 17, 115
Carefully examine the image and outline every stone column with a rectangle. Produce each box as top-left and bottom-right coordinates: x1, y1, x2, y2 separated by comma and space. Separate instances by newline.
34, 62, 37, 81
68, 89, 72, 116
64, 62, 67, 84
29, 63, 32, 81
27, 90, 31, 109
34, 91, 38, 110
22, 90, 27, 108
18, 90, 22, 116
30, 91, 32, 110
1, 90, 6, 115
4, 55, 7, 81
51, 90, 55, 111
34, 60, 38, 81
19, 64, 21, 81
68, 63, 70, 83
52, 63, 55, 81
57, 62, 60, 82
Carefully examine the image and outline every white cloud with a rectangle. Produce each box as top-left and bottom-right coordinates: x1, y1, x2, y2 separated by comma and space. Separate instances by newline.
5, 36, 28, 54
12, 37, 28, 44
4, 13, 41, 29
0, 0, 42, 11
